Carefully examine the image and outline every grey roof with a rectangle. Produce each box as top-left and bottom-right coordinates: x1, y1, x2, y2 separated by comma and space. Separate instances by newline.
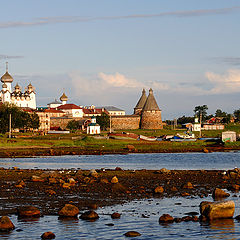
135, 88, 147, 109
142, 89, 160, 111
101, 106, 125, 112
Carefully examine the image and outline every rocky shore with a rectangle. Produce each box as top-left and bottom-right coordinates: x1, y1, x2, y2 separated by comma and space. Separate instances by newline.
0, 167, 239, 216
0, 144, 237, 158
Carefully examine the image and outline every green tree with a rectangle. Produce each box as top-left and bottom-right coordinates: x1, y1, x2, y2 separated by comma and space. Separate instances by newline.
177, 115, 195, 125
66, 120, 80, 132
194, 105, 208, 121
215, 109, 227, 117
234, 109, 240, 122
96, 112, 110, 130
30, 112, 40, 129
0, 103, 37, 133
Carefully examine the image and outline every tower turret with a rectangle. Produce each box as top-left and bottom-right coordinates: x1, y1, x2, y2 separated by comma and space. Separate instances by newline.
140, 88, 163, 129
134, 88, 147, 115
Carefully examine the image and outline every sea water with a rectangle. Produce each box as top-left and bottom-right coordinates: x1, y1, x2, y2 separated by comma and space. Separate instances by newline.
0, 152, 240, 170
1, 152, 240, 239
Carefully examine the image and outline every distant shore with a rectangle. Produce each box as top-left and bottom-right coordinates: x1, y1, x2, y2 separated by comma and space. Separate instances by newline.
0, 144, 239, 158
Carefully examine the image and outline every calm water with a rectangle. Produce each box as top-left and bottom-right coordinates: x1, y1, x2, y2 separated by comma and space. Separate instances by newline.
1, 195, 240, 239
0, 152, 240, 170
1, 152, 240, 239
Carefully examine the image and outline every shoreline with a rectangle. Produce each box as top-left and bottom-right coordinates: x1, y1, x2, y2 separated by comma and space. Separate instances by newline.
0, 167, 238, 216
0, 145, 239, 158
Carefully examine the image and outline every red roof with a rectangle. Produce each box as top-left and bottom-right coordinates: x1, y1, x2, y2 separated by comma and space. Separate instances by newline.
57, 104, 82, 110
45, 108, 64, 113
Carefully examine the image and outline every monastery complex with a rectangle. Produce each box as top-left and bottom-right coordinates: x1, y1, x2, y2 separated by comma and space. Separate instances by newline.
0, 63, 163, 133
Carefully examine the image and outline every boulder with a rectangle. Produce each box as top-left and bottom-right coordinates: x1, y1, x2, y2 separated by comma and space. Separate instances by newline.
0, 216, 15, 232
212, 188, 230, 200
126, 145, 136, 152
17, 206, 41, 218
68, 178, 76, 185
124, 231, 141, 237
32, 175, 44, 182
58, 204, 79, 218
159, 214, 174, 223
41, 232, 56, 239
89, 169, 98, 178
154, 186, 164, 193
231, 184, 240, 191
111, 212, 121, 219
159, 168, 171, 174
171, 186, 177, 192
111, 176, 119, 184
79, 210, 99, 220
200, 200, 235, 220
111, 183, 127, 193
182, 182, 193, 189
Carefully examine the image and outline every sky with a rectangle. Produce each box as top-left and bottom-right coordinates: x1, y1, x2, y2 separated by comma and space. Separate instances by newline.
0, 0, 240, 119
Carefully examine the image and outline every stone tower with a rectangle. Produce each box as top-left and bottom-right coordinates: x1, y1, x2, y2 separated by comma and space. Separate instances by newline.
134, 88, 147, 115
140, 88, 163, 129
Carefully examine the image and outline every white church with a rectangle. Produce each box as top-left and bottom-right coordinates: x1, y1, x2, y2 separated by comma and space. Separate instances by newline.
0, 63, 36, 109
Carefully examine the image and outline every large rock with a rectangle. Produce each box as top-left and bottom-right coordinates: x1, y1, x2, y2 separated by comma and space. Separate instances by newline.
212, 188, 230, 200
124, 231, 141, 237
111, 176, 119, 184
154, 186, 164, 193
0, 216, 15, 232
17, 206, 41, 218
182, 182, 193, 189
58, 204, 79, 218
111, 212, 121, 219
159, 214, 174, 223
41, 232, 56, 239
200, 200, 235, 220
80, 210, 99, 220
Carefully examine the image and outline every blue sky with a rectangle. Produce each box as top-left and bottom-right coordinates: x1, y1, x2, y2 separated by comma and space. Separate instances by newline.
0, 0, 240, 119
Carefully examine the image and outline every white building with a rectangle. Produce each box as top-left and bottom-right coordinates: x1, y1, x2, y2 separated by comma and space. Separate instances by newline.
87, 116, 100, 134
57, 103, 83, 118
102, 106, 125, 116
0, 63, 36, 109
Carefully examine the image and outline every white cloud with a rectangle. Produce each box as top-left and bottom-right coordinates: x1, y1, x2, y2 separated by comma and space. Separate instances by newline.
98, 72, 144, 88
205, 69, 240, 94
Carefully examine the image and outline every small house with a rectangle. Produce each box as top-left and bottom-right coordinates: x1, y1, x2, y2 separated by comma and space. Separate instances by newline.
87, 116, 100, 135
222, 131, 237, 142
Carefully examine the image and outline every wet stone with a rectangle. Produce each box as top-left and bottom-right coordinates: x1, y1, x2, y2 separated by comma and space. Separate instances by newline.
17, 206, 41, 218
0, 216, 15, 232
41, 232, 56, 239
58, 204, 79, 218
159, 214, 174, 223
80, 210, 99, 220
124, 231, 141, 237
111, 212, 121, 219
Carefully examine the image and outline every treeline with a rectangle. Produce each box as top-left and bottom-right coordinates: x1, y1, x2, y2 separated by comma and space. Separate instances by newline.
168, 105, 240, 125
0, 103, 39, 134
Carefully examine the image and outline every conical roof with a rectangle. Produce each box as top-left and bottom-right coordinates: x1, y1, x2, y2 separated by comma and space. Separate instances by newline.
1, 71, 13, 83
60, 92, 68, 101
135, 89, 147, 109
142, 88, 160, 111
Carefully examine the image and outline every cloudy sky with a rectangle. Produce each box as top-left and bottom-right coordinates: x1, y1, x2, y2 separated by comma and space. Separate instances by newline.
0, 0, 240, 119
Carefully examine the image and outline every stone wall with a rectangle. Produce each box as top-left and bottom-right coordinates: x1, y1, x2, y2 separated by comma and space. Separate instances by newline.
140, 111, 163, 129
111, 115, 140, 130
50, 117, 84, 130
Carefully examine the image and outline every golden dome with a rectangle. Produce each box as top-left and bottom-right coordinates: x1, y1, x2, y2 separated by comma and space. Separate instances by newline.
1, 71, 13, 83
60, 92, 68, 101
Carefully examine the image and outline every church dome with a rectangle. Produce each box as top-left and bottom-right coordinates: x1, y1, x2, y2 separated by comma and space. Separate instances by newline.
60, 92, 68, 101
1, 71, 13, 83
2, 83, 7, 88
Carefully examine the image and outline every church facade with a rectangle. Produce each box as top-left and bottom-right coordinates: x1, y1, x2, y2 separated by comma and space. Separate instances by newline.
0, 63, 36, 109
